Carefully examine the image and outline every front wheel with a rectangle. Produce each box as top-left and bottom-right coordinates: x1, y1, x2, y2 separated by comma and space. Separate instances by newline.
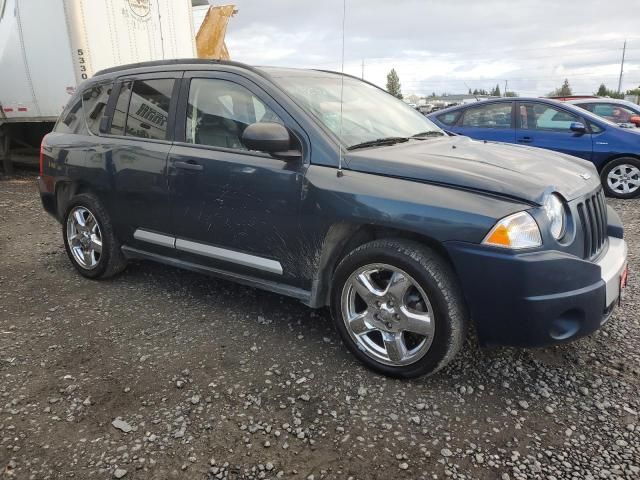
330, 239, 468, 378
601, 157, 640, 199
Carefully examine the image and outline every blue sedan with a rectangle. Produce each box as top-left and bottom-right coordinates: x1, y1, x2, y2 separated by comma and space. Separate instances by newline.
428, 98, 640, 198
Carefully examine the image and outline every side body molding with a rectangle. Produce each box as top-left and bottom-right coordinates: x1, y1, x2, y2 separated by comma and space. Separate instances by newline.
133, 229, 283, 275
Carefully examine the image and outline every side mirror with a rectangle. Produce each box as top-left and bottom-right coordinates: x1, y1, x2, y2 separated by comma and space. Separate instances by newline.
569, 122, 586, 134
241, 122, 300, 160
630, 115, 640, 127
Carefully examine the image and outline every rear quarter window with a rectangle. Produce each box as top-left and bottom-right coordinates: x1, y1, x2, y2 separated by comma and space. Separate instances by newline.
82, 83, 113, 135
54, 97, 87, 134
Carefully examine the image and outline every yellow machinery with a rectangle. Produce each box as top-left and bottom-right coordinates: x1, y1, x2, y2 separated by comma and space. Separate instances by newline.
196, 4, 237, 60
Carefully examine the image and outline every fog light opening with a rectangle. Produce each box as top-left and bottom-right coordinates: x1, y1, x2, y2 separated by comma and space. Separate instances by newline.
549, 310, 583, 341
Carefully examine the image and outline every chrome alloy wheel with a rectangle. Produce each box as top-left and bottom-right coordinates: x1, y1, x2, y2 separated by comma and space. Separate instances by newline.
341, 263, 435, 367
607, 164, 640, 195
66, 206, 103, 270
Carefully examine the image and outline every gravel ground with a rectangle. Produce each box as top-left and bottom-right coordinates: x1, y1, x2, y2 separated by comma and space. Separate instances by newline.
1, 171, 639, 480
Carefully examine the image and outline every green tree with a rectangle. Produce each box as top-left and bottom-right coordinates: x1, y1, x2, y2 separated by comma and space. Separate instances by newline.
504, 91, 519, 97
627, 86, 640, 96
548, 78, 573, 97
386, 69, 403, 99
596, 83, 624, 99
596, 83, 608, 96
491, 84, 501, 96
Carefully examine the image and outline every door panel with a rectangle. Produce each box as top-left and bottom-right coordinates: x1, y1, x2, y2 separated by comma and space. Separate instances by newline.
517, 102, 593, 160
97, 73, 181, 251
99, 137, 172, 246
168, 73, 308, 283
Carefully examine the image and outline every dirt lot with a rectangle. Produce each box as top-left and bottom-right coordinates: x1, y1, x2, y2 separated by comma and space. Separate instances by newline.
1, 171, 639, 480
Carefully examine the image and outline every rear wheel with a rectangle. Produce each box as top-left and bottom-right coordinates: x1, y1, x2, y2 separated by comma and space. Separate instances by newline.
330, 239, 468, 378
62, 193, 127, 279
601, 157, 640, 199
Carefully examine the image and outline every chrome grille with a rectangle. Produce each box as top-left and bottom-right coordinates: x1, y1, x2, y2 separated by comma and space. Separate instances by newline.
576, 189, 608, 260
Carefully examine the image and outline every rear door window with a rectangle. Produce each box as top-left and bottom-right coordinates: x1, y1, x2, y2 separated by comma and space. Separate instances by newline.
109, 79, 174, 140
436, 111, 461, 126
126, 79, 174, 140
461, 103, 513, 128
82, 83, 113, 135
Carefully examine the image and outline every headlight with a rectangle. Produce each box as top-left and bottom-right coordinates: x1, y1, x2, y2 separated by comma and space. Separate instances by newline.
482, 211, 542, 249
544, 194, 566, 240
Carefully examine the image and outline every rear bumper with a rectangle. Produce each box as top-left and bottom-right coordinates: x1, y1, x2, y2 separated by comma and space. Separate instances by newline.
445, 234, 628, 348
37, 176, 57, 219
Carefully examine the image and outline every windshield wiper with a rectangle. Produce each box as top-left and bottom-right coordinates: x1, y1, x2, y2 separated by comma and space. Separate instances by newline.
347, 137, 410, 150
411, 131, 446, 139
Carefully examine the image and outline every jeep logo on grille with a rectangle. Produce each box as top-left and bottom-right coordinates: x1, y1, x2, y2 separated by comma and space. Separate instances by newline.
127, 0, 151, 18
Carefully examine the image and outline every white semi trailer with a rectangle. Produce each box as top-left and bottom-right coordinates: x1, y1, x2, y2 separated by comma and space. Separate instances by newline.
0, 0, 197, 172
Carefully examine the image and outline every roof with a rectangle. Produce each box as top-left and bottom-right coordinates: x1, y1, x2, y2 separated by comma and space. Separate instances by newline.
91, 61, 369, 91
547, 95, 598, 101
427, 96, 615, 126
430, 97, 566, 114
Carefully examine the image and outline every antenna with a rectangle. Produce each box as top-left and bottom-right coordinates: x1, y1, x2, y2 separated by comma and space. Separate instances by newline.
337, 0, 346, 178
157, 1, 165, 60
464, 81, 479, 102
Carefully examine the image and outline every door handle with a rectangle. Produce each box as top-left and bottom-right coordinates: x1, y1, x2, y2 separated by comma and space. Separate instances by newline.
518, 136, 533, 143
174, 161, 203, 172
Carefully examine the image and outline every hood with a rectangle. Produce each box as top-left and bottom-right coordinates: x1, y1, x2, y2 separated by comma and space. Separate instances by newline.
345, 136, 600, 204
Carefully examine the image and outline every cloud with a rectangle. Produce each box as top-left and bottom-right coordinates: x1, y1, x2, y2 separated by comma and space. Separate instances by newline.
223, 0, 640, 96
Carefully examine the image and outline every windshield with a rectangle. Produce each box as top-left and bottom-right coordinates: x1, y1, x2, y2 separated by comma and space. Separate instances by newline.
263, 68, 443, 148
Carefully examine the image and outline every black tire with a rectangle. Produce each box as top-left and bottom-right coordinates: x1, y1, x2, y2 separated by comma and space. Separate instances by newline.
600, 157, 640, 199
62, 193, 127, 279
330, 239, 468, 378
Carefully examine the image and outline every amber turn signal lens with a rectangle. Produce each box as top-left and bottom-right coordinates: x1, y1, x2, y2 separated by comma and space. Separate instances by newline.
482, 211, 542, 249
484, 224, 511, 247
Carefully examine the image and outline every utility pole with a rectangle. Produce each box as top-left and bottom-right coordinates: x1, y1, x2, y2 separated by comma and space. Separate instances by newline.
504, 80, 508, 97
617, 40, 627, 94
361, 59, 365, 80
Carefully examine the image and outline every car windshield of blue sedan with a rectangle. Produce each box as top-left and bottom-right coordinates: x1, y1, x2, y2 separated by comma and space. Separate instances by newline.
264, 68, 443, 148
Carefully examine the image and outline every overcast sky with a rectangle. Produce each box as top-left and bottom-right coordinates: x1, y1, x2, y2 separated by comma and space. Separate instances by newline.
222, 0, 640, 97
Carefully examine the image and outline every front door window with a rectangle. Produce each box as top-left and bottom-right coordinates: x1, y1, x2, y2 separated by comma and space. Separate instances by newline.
185, 78, 283, 150
519, 103, 579, 132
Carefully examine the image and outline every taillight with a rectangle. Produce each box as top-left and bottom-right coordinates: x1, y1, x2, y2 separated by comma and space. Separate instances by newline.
39, 137, 45, 176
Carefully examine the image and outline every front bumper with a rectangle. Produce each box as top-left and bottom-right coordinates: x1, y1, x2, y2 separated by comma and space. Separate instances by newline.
445, 233, 628, 348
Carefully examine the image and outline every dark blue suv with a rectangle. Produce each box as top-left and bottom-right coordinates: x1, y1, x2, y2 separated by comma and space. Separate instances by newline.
429, 98, 640, 199
38, 60, 628, 378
